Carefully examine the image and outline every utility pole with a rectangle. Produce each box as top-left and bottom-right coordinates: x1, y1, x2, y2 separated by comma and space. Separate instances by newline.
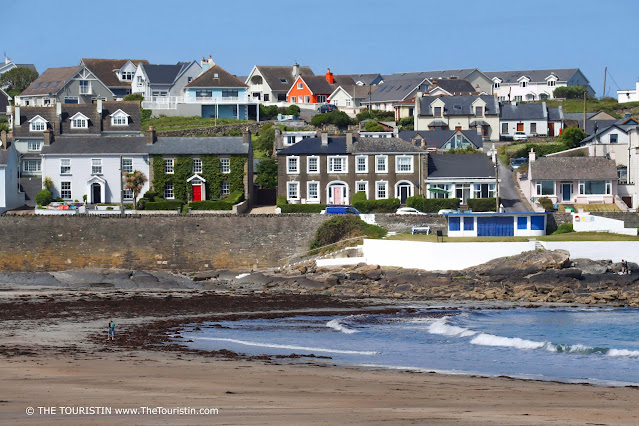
493, 143, 499, 212
602, 67, 607, 99
583, 91, 587, 132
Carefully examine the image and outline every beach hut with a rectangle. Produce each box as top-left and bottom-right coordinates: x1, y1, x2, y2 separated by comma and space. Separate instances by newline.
445, 212, 549, 237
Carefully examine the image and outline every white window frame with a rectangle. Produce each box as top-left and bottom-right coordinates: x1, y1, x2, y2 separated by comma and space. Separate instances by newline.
290, 96, 296, 103
60, 181, 72, 200
164, 158, 174, 174
297, 82, 303, 89
122, 158, 133, 173
328, 156, 348, 173
220, 158, 230, 174
164, 182, 174, 200
287, 181, 300, 201
30, 118, 46, 132
395, 155, 414, 173
137, 76, 143, 87
375, 181, 388, 200
221, 180, 230, 195
111, 115, 128, 126
307, 181, 320, 202
27, 140, 41, 151
307, 156, 320, 174
578, 180, 612, 195
355, 155, 368, 173
60, 158, 71, 175
355, 181, 369, 199
536, 180, 555, 196
91, 159, 102, 175
23, 159, 41, 173
375, 155, 388, 173
123, 188, 134, 200
286, 156, 299, 174
192, 158, 202, 174
79, 80, 91, 95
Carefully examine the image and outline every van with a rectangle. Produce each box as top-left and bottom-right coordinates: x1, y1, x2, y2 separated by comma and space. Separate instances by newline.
321, 206, 362, 215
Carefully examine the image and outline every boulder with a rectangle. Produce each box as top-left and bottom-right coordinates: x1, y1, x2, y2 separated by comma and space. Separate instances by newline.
295, 277, 326, 290
465, 250, 571, 279
192, 270, 219, 281
571, 259, 610, 275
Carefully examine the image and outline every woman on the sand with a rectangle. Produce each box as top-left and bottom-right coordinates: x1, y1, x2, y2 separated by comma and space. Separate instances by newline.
107, 318, 115, 341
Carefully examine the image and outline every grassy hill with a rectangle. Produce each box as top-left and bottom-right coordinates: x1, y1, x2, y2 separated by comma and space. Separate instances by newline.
544, 99, 639, 119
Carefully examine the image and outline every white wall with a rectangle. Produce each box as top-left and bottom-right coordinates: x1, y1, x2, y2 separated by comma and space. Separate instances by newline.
618, 82, 639, 103
540, 241, 639, 264
572, 212, 638, 235
501, 119, 548, 137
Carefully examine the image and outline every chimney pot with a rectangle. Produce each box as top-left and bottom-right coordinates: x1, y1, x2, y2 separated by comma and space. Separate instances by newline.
529, 148, 536, 163
321, 132, 328, 146
146, 126, 156, 145
243, 128, 251, 146
56, 102, 61, 117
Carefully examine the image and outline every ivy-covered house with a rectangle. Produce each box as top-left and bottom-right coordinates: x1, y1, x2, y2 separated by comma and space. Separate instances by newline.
146, 128, 253, 205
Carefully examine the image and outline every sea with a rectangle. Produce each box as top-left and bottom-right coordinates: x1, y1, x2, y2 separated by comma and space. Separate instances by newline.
182, 306, 639, 386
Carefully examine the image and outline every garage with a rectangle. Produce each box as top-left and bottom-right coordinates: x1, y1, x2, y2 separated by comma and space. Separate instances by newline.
477, 216, 514, 237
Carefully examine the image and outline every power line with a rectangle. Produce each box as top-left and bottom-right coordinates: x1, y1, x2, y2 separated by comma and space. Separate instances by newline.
606, 71, 622, 91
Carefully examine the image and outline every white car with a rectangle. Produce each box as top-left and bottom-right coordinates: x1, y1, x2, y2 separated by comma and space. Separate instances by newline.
395, 207, 427, 215
438, 209, 458, 215
513, 131, 528, 141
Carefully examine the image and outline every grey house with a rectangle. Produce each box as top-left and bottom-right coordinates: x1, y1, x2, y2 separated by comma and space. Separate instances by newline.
132, 61, 202, 98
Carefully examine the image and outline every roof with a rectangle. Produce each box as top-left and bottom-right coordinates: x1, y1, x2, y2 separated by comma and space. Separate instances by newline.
100, 101, 141, 133
14, 64, 37, 72
143, 62, 191, 85
584, 119, 617, 136
366, 77, 427, 103
427, 153, 496, 179
301, 75, 354, 95
563, 112, 599, 121
384, 69, 480, 82
19, 66, 82, 96
419, 95, 499, 116
13, 107, 59, 137
60, 104, 100, 135
344, 73, 382, 85
531, 157, 617, 180
428, 78, 477, 95
548, 106, 563, 121
277, 135, 423, 156
334, 84, 374, 99
0, 150, 10, 166
82, 58, 149, 88
41, 136, 148, 155
186, 64, 247, 88
148, 137, 249, 155
485, 68, 584, 83
254, 65, 314, 92
0, 88, 10, 114
277, 136, 346, 155
500, 103, 546, 120
348, 137, 424, 153
399, 129, 483, 149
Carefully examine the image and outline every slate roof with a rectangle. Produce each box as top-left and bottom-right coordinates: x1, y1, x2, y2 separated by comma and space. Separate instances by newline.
531, 157, 617, 180
385, 69, 479, 82
255, 65, 314, 92
419, 95, 499, 116
277, 136, 423, 156
484, 68, 583, 83
60, 104, 100, 135
584, 120, 617, 136
548, 107, 563, 121
143, 62, 192, 85
344, 73, 382, 85
101, 101, 141, 133
500, 103, 547, 120
335, 84, 372, 99
348, 137, 424, 153
0, 88, 10, 114
563, 112, 598, 122
301, 75, 354, 95
398, 130, 483, 149
366, 77, 427, 103
82, 58, 149, 88
277, 137, 346, 155
186, 64, 247, 88
148, 137, 249, 155
19, 66, 82, 96
41, 136, 148, 155
0, 150, 10, 165
13, 107, 59, 137
428, 78, 476, 95
427, 154, 495, 179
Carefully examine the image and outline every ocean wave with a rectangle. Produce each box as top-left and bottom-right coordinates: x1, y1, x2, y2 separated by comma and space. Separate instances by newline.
607, 349, 639, 358
470, 333, 548, 350
427, 318, 477, 337
326, 319, 359, 334
191, 337, 378, 355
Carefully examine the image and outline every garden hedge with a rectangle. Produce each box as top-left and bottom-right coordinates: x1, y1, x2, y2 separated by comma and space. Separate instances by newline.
406, 195, 460, 212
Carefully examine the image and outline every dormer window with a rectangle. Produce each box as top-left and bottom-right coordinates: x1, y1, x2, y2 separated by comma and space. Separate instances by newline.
70, 112, 89, 129
110, 109, 130, 126
547, 80, 556, 87
475, 106, 483, 116
494, 81, 500, 88
29, 115, 47, 132
120, 71, 134, 81
520, 81, 527, 88
434, 106, 442, 116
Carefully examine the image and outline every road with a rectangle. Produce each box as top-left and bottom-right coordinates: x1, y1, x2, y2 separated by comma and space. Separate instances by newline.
498, 158, 528, 212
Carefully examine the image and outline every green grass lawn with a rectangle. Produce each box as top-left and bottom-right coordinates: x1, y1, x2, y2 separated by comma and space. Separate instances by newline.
387, 231, 639, 243
543, 99, 639, 119
142, 116, 252, 132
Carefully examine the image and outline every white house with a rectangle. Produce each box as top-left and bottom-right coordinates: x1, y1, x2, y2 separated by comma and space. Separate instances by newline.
245, 63, 314, 103
499, 102, 564, 138
618, 80, 639, 104
425, 153, 498, 204
485, 68, 594, 101
0, 134, 25, 213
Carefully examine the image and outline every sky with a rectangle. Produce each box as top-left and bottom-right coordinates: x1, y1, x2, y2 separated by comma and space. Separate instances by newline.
3, 0, 637, 96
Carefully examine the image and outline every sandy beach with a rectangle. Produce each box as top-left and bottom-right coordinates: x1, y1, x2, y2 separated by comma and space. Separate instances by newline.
1, 276, 638, 425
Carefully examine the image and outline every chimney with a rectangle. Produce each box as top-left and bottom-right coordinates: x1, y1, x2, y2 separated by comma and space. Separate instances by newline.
146, 126, 156, 145
200, 55, 215, 73
625, 112, 631, 119
0, 130, 6, 149
55, 101, 62, 119
43, 129, 52, 146
325, 68, 334, 84
274, 127, 283, 151
292, 63, 300, 80
346, 132, 353, 150
14, 106, 20, 126
529, 148, 536, 163
243, 127, 251, 146
321, 132, 328, 146
97, 99, 103, 115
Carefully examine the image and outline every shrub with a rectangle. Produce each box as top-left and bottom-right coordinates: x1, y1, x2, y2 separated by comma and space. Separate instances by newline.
140, 109, 152, 121
353, 198, 400, 213
260, 104, 279, 120
310, 110, 353, 128
225, 129, 242, 136
123, 93, 144, 101
310, 216, 387, 250
35, 189, 52, 206
356, 109, 395, 122
398, 116, 414, 130
557, 127, 587, 149
286, 105, 300, 116
467, 198, 499, 212
538, 197, 555, 212
552, 223, 574, 234
351, 191, 367, 204
553, 85, 589, 99
188, 200, 233, 210
255, 125, 275, 154
144, 200, 184, 210
364, 121, 385, 132
43, 176, 53, 190
406, 195, 460, 212
143, 190, 157, 202
106, 206, 114, 210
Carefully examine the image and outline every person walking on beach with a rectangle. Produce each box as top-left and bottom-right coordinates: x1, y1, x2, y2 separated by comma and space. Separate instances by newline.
107, 318, 115, 341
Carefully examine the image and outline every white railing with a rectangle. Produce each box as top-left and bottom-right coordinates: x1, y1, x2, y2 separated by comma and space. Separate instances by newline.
141, 96, 179, 110
141, 95, 260, 110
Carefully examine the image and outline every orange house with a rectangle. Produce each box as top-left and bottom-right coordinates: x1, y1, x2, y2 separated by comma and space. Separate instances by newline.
287, 69, 353, 104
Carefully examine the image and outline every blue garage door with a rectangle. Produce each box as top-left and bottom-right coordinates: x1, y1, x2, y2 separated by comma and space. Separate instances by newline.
477, 216, 514, 237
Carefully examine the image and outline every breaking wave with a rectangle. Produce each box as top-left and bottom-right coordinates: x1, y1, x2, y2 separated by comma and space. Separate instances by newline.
191, 337, 377, 355
326, 319, 359, 334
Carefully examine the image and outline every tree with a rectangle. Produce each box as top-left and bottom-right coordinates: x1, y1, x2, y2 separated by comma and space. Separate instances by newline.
364, 121, 385, 131
255, 125, 275, 155
553, 85, 589, 100
286, 104, 300, 116
123, 93, 144, 101
398, 116, 414, 130
557, 127, 587, 149
356, 109, 395, 122
0, 67, 39, 97
259, 104, 279, 120
310, 110, 353, 129
255, 158, 278, 189
123, 170, 148, 209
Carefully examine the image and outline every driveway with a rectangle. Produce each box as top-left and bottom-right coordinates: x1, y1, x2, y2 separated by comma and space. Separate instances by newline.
498, 158, 529, 212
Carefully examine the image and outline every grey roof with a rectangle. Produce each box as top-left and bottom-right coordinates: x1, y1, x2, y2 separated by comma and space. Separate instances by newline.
563, 112, 598, 121
144, 63, 190, 84
149, 137, 249, 155
484, 68, 584, 83
580, 122, 639, 144
301, 75, 354, 95
13, 106, 59, 137
366, 77, 428, 103
531, 157, 617, 180
344, 73, 383, 85
548, 106, 563, 121
187, 64, 247, 88
348, 137, 424, 153
427, 153, 495, 178
385, 69, 479, 81
428, 78, 476, 95
500, 103, 547, 120
20, 66, 82, 96
15, 64, 37, 72
0, 150, 10, 165
254, 65, 314, 92
399, 129, 483, 149
277, 135, 422, 156
41, 136, 148, 155
277, 137, 347, 155
337, 84, 373, 99
584, 120, 617, 136
419, 95, 499, 116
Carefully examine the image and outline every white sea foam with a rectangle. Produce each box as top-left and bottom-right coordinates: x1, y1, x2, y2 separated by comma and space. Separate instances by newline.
607, 349, 639, 358
427, 318, 477, 337
470, 333, 548, 350
326, 319, 359, 334
235, 273, 250, 279
191, 337, 377, 355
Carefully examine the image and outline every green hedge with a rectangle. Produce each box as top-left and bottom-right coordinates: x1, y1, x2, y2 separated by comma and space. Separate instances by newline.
552, 223, 574, 234
144, 200, 184, 210
310, 216, 387, 250
406, 195, 460, 212
467, 198, 499, 212
538, 197, 555, 212
36, 189, 52, 206
188, 200, 233, 210
353, 198, 400, 213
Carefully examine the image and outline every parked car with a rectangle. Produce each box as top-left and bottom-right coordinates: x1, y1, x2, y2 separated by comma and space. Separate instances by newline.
513, 131, 528, 141
321, 206, 361, 214
318, 104, 338, 113
510, 157, 528, 169
438, 209, 458, 215
395, 207, 427, 215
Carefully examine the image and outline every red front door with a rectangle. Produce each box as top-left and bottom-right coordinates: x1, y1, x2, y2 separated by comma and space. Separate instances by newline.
192, 185, 202, 202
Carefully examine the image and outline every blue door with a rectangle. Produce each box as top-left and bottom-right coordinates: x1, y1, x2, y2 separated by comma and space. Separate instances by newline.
477, 216, 514, 237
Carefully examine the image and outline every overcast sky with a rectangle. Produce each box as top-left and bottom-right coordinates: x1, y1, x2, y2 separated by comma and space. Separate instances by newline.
4, 0, 636, 96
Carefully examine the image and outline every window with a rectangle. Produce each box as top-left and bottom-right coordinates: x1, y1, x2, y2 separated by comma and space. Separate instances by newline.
123, 189, 134, 200
121, 158, 133, 173
164, 159, 174, 174
498, 96, 506, 101
111, 115, 128, 126
346, 99, 351, 107
152, 91, 168, 97
610, 134, 618, 144
221, 181, 230, 195
60, 159, 71, 174
23, 160, 41, 173
64, 96, 79, 104
222, 89, 239, 98
356, 181, 368, 198
356, 155, 368, 173
328, 156, 347, 173
433, 106, 442, 116
430, 184, 450, 199
396, 156, 413, 173
375, 155, 388, 173
187, 77, 193, 83
287, 156, 299, 174
79, 80, 90, 95
290, 96, 296, 103
121, 71, 134, 81
307, 156, 319, 174
517, 123, 524, 132
501, 123, 508, 134
307, 182, 319, 201
536, 180, 555, 196
28, 141, 41, 151
517, 216, 528, 230
530, 123, 537, 133
137, 76, 143, 86
515, 96, 523, 102
61, 182, 71, 200
464, 217, 474, 231
91, 159, 102, 175
376, 181, 388, 199
618, 166, 628, 183
303, 95, 309, 103
317, 95, 326, 103
164, 183, 174, 199
494, 81, 500, 88
297, 82, 303, 89
579, 180, 611, 195
547, 80, 556, 87
475, 106, 483, 116
520, 81, 527, 88
488, 183, 496, 198
299, 96, 304, 104
192, 158, 202, 174
220, 158, 230, 174
287, 181, 299, 200
30, 120, 46, 132
449, 217, 460, 231
195, 89, 212, 98
71, 118, 87, 129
